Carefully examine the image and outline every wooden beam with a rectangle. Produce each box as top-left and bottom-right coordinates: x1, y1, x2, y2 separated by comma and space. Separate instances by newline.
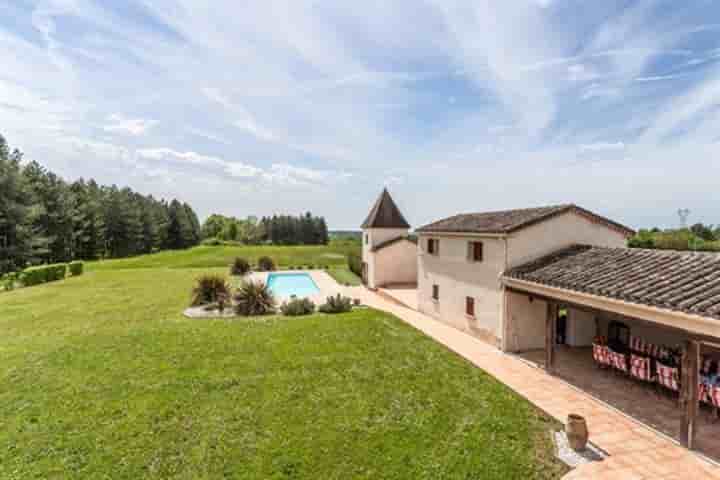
680, 340, 700, 449
546, 302, 556, 373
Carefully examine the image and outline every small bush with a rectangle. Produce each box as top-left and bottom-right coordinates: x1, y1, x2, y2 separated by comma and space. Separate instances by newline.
2, 273, 18, 292
319, 294, 353, 314
201, 237, 223, 246
280, 297, 316, 316
257, 256, 276, 272
234, 280, 276, 316
68, 261, 84, 276
230, 257, 251, 276
21, 263, 67, 286
347, 252, 362, 278
191, 274, 231, 306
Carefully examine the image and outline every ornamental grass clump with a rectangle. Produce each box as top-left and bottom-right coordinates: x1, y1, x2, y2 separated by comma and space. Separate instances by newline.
280, 297, 315, 316
230, 257, 251, 276
234, 280, 276, 316
319, 294, 353, 314
191, 274, 231, 307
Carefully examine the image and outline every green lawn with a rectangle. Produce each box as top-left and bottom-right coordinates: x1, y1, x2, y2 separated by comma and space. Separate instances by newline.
87, 244, 359, 271
325, 267, 362, 286
0, 256, 566, 479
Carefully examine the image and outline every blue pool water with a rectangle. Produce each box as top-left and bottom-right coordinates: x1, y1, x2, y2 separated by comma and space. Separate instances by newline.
267, 273, 320, 297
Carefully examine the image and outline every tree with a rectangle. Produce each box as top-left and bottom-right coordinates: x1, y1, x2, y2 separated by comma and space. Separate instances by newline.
0, 135, 33, 273
690, 223, 716, 242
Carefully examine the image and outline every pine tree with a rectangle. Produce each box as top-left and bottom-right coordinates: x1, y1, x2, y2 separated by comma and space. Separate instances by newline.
0, 136, 33, 273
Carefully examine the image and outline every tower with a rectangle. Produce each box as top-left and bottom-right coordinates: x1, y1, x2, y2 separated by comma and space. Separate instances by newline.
360, 188, 411, 288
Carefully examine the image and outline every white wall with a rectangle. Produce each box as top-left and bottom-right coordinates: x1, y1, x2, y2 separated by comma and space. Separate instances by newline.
566, 308, 596, 347
506, 211, 629, 268
374, 240, 418, 287
505, 290, 547, 352
417, 234, 506, 346
362, 227, 408, 288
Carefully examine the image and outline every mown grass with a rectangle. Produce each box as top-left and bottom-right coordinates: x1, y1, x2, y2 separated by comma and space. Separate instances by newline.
325, 267, 362, 286
87, 244, 359, 272
0, 258, 566, 479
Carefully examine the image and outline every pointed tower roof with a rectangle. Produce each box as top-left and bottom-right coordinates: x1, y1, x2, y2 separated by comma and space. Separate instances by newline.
361, 188, 411, 229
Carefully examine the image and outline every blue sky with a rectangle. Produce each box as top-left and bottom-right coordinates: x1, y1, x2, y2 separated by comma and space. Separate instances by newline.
2, 0, 720, 229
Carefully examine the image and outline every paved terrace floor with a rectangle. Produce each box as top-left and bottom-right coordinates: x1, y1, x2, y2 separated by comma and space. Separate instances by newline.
345, 286, 720, 480
519, 347, 720, 462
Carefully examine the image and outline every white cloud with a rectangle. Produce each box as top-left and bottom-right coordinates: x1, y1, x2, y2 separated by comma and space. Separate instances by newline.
104, 114, 157, 136
233, 113, 277, 143
579, 142, 625, 153
567, 64, 599, 83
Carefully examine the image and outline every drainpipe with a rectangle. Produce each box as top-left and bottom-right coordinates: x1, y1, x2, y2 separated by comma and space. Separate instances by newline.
501, 236, 510, 352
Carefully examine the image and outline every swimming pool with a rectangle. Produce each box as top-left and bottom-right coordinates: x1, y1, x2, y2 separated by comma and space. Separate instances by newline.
267, 273, 320, 298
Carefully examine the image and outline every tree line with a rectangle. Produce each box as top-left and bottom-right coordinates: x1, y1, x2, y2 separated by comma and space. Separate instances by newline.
201, 213, 329, 245
628, 223, 720, 252
0, 134, 201, 274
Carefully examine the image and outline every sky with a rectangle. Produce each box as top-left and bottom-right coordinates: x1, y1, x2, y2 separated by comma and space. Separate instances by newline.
2, 0, 720, 230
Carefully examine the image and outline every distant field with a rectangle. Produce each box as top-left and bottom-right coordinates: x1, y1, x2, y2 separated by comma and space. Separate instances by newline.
87, 244, 360, 271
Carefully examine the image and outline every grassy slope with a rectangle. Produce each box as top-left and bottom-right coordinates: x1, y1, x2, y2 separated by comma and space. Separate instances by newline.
0, 252, 566, 479
87, 244, 359, 271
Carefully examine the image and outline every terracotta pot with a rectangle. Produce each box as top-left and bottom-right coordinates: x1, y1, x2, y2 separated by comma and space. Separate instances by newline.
566, 414, 589, 451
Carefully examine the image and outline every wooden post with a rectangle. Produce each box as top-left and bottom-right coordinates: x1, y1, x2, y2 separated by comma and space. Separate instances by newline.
545, 302, 556, 374
680, 340, 700, 449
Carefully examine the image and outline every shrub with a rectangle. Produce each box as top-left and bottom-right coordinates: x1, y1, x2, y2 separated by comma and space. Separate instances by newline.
230, 257, 251, 276
2, 273, 18, 292
347, 252, 362, 278
21, 263, 67, 286
201, 237, 223, 246
68, 261, 84, 276
319, 294, 353, 314
191, 274, 231, 306
280, 297, 316, 316
234, 280, 276, 316
257, 256, 276, 272
48, 264, 67, 281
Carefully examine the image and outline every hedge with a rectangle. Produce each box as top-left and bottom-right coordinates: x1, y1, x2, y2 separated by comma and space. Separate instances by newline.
68, 261, 84, 276
21, 263, 67, 286
347, 252, 362, 278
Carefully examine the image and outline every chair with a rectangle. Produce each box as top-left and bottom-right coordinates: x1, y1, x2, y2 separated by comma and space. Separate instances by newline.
656, 361, 680, 392
708, 385, 720, 420
609, 349, 628, 374
593, 343, 611, 369
630, 335, 645, 353
630, 354, 654, 383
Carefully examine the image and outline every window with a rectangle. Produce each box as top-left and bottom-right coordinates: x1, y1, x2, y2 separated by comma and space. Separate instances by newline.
364, 233, 369, 244
432, 284, 439, 301
468, 241, 483, 262
427, 238, 439, 255
466, 297, 475, 317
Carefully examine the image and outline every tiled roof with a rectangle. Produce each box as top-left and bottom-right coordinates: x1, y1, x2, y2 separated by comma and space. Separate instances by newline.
416, 204, 634, 237
371, 235, 417, 252
504, 245, 720, 319
361, 188, 411, 229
